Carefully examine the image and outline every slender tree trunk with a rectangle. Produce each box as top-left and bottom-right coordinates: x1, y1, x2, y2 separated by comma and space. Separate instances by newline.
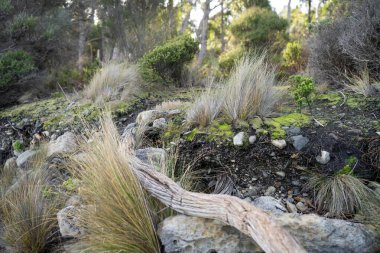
307, 0, 312, 29
220, 0, 225, 52
197, 0, 211, 66
180, 0, 193, 33
78, 17, 86, 71
286, 0, 291, 34
168, 0, 175, 36
316, 0, 321, 22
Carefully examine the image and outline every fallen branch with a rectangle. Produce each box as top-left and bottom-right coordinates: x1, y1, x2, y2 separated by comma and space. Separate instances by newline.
338, 91, 346, 107
128, 155, 306, 253
313, 117, 325, 127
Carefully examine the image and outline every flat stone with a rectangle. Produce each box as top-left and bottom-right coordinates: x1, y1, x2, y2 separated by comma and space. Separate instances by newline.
271, 139, 286, 149
16, 150, 37, 168
136, 110, 168, 126
284, 126, 301, 137
286, 201, 298, 213
251, 196, 286, 215
233, 132, 245, 146
316, 150, 331, 164
275, 171, 285, 178
264, 186, 276, 196
290, 135, 309, 151
296, 202, 308, 212
249, 135, 257, 144
47, 132, 77, 156
57, 206, 83, 238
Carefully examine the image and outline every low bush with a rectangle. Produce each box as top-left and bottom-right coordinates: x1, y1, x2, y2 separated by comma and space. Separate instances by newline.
289, 75, 315, 111
282, 41, 303, 70
309, 0, 380, 85
218, 47, 244, 78
69, 114, 160, 253
222, 54, 279, 121
139, 35, 198, 85
0, 50, 35, 88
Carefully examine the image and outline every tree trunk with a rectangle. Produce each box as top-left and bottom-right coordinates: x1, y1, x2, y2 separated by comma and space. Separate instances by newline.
220, 0, 226, 52
77, 17, 86, 71
307, 0, 312, 29
287, 0, 292, 34
180, 0, 193, 33
316, 0, 321, 22
127, 154, 307, 253
197, 0, 211, 66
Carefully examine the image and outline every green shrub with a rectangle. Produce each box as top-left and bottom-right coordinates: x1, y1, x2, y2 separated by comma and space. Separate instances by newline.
282, 42, 302, 68
8, 12, 38, 38
0, 0, 13, 14
139, 35, 198, 85
289, 75, 315, 111
230, 7, 287, 48
0, 50, 35, 88
218, 47, 244, 78
12, 140, 24, 153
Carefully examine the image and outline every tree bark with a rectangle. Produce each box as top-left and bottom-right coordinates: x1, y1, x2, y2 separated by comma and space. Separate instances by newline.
307, 0, 312, 29
78, 17, 86, 71
128, 155, 306, 253
220, 0, 226, 52
287, 0, 292, 34
197, 0, 211, 66
180, 0, 194, 34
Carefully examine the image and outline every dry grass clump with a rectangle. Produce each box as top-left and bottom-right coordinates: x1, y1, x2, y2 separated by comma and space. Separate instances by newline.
186, 86, 222, 127
222, 55, 280, 121
83, 62, 141, 104
69, 114, 160, 253
344, 68, 379, 97
308, 173, 380, 217
0, 168, 61, 253
155, 100, 184, 110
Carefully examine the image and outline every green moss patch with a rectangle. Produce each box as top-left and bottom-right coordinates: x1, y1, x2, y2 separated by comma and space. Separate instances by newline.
317, 93, 342, 106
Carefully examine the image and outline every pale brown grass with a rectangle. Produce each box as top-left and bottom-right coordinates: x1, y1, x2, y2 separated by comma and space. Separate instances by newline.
69, 114, 160, 253
155, 100, 184, 111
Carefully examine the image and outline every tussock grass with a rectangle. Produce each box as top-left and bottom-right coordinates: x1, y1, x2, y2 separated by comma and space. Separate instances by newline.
84, 62, 141, 104
186, 85, 222, 127
222, 55, 280, 121
0, 168, 61, 253
344, 68, 379, 97
69, 114, 160, 253
155, 100, 184, 111
308, 173, 380, 217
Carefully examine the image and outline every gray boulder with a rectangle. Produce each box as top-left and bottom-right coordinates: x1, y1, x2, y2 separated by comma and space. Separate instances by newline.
47, 132, 77, 156
233, 132, 245, 146
252, 196, 286, 215
136, 110, 168, 126
290, 135, 309, 151
158, 215, 262, 253
57, 205, 83, 238
135, 148, 166, 170
16, 150, 37, 168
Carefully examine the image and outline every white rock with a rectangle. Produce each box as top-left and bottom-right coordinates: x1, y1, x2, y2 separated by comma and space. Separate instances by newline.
16, 150, 37, 168
136, 110, 168, 126
296, 202, 308, 212
233, 132, 245, 146
275, 171, 285, 178
47, 132, 77, 156
376, 132, 380, 136
264, 186, 276, 196
271, 139, 286, 149
57, 206, 83, 238
286, 201, 298, 213
249, 135, 257, 144
252, 196, 286, 215
316, 150, 331, 164
153, 118, 167, 129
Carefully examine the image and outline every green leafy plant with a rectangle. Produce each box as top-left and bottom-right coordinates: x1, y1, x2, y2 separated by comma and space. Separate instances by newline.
282, 41, 302, 68
139, 35, 198, 85
12, 140, 24, 153
63, 178, 76, 192
0, 50, 35, 88
289, 75, 315, 112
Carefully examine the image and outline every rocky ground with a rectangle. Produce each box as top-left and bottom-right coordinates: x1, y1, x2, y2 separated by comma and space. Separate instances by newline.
0, 88, 380, 252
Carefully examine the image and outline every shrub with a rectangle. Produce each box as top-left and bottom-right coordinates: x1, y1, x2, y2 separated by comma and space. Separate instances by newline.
308, 173, 380, 217
8, 12, 38, 39
84, 62, 141, 103
139, 35, 198, 85
0, 50, 35, 88
218, 47, 244, 78
309, 0, 380, 85
230, 7, 287, 49
186, 85, 222, 127
222, 54, 280, 121
289, 75, 315, 111
0, 169, 61, 252
69, 114, 160, 253
282, 41, 302, 69
12, 140, 24, 152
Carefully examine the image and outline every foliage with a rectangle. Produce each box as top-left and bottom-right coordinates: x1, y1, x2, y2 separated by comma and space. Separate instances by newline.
69, 114, 160, 253
222, 54, 280, 121
230, 7, 287, 49
0, 169, 62, 252
309, 0, 380, 85
139, 35, 198, 85
282, 41, 302, 68
12, 140, 24, 152
0, 0, 13, 14
218, 47, 244, 78
0, 50, 35, 88
8, 12, 38, 39
289, 75, 315, 110
63, 178, 76, 192
308, 173, 380, 217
